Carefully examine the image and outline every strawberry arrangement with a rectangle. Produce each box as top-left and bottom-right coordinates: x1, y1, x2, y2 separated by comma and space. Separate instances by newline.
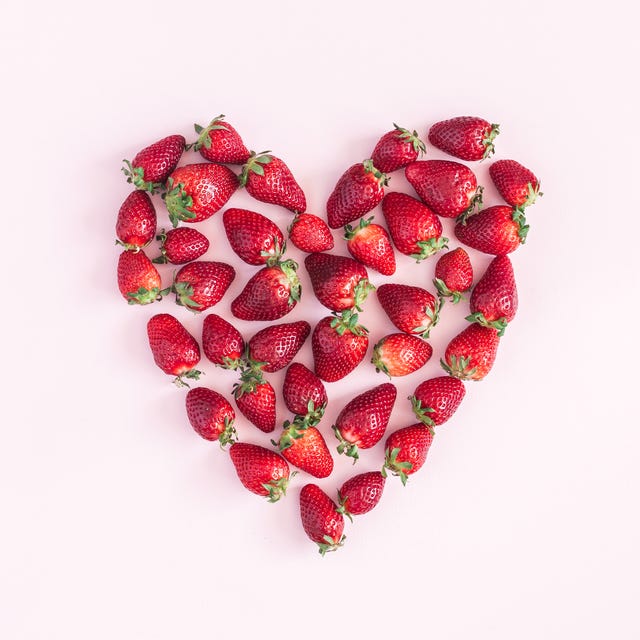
115, 114, 541, 554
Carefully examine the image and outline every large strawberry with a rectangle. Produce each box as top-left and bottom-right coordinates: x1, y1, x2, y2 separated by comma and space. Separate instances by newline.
410, 376, 466, 432
247, 321, 311, 372
489, 159, 541, 209
229, 443, 292, 502
122, 134, 185, 193
428, 116, 499, 161
222, 207, 285, 265
172, 261, 235, 312
117, 250, 168, 305
371, 124, 426, 173
382, 424, 434, 486
282, 363, 328, 424
288, 213, 334, 253
433, 248, 473, 303
344, 217, 396, 276
337, 471, 386, 519
233, 370, 276, 432
202, 314, 245, 370
377, 283, 440, 338
185, 387, 236, 445
371, 333, 432, 377
153, 227, 209, 265
275, 417, 334, 478
441, 324, 500, 381
299, 483, 345, 555
115, 190, 157, 251
190, 114, 250, 164
455, 205, 528, 255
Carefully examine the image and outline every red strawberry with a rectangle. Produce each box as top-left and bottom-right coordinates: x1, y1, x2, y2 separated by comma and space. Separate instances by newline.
185, 387, 236, 445
377, 283, 440, 338
288, 213, 334, 253
122, 134, 185, 193
163, 163, 238, 227
153, 227, 209, 265
344, 217, 396, 276
282, 363, 328, 423
222, 207, 285, 265
327, 160, 388, 229
299, 483, 345, 555
489, 159, 541, 209
371, 124, 426, 173
117, 250, 168, 305
231, 259, 301, 321
275, 417, 334, 478
190, 114, 250, 165
115, 190, 156, 250
428, 116, 499, 161
332, 383, 397, 462
312, 310, 369, 382
382, 424, 433, 485
371, 333, 432, 377
173, 261, 235, 312
382, 192, 448, 261
147, 314, 202, 386
247, 321, 311, 373
202, 314, 245, 370
229, 443, 291, 502
455, 205, 528, 255
410, 376, 466, 431
433, 248, 473, 303
239, 152, 306, 212
441, 324, 500, 381
233, 371, 276, 432
305, 253, 374, 312
337, 471, 385, 519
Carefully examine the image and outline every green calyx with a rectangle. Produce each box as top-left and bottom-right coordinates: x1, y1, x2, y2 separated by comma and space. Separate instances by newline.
172, 280, 202, 313
173, 369, 203, 389
275, 415, 312, 451
317, 533, 346, 557
329, 308, 368, 337
239, 150, 273, 187
233, 368, 265, 399
218, 417, 237, 449
409, 396, 436, 434
412, 296, 441, 338
459, 186, 484, 222
382, 447, 413, 487
162, 178, 196, 228
433, 278, 464, 304
262, 475, 291, 503
332, 425, 359, 463
121, 159, 162, 194
511, 207, 530, 243
278, 259, 301, 304
393, 123, 427, 155
465, 311, 508, 337
371, 340, 391, 378
115, 239, 148, 252
343, 216, 373, 241
126, 286, 170, 305
336, 493, 354, 523
410, 236, 449, 262
152, 230, 168, 263
302, 399, 326, 427
482, 123, 500, 159
262, 236, 286, 264
362, 159, 389, 187
440, 355, 477, 381
521, 181, 542, 208
352, 278, 375, 312
189, 114, 228, 152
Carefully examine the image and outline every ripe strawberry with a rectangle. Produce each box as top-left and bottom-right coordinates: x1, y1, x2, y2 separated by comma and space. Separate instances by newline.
371, 333, 432, 377
337, 471, 385, 519
381, 192, 448, 261
122, 134, 185, 193
305, 253, 374, 312
410, 376, 466, 431
274, 417, 334, 478
428, 116, 499, 161
229, 443, 292, 502
433, 248, 473, 303
231, 259, 301, 321
299, 483, 345, 555
371, 123, 426, 173
185, 387, 236, 445
332, 383, 397, 462
377, 283, 440, 338
489, 159, 541, 209
147, 314, 202, 387
202, 314, 245, 370
455, 205, 528, 255
312, 310, 369, 382
288, 213, 334, 253
382, 424, 434, 485
441, 324, 500, 381
344, 217, 396, 276
247, 321, 311, 372
117, 250, 168, 305
282, 363, 328, 423
239, 152, 306, 212
223, 207, 285, 266
326, 160, 388, 229
467, 255, 518, 335
163, 163, 238, 227
115, 190, 157, 251
173, 261, 235, 312
153, 227, 209, 265
233, 370, 276, 432
190, 114, 250, 164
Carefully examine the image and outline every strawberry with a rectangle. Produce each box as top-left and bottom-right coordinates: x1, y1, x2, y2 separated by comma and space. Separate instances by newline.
288, 213, 334, 253
371, 123, 426, 173
282, 363, 328, 424
153, 227, 209, 265
202, 314, 245, 370
173, 261, 235, 312
405, 160, 483, 219
410, 376, 466, 431
122, 134, 185, 193
147, 313, 202, 387
441, 324, 500, 381
233, 370, 276, 432
247, 321, 311, 372
433, 248, 473, 303
190, 114, 250, 165
222, 207, 285, 265
312, 310, 369, 382
381, 192, 448, 261
428, 116, 499, 161
305, 253, 374, 312
344, 217, 396, 276
455, 205, 528, 255
239, 152, 306, 212
326, 160, 388, 229
489, 159, 541, 209
299, 483, 345, 555
332, 383, 397, 462
371, 333, 432, 377
163, 163, 238, 227
275, 417, 334, 478
377, 283, 440, 338
467, 255, 518, 335
115, 190, 156, 251
382, 424, 433, 486
117, 250, 168, 305
229, 443, 292, 502
337, 471, 385, 519
185, 387, 236, 445
231, 259, 301, 321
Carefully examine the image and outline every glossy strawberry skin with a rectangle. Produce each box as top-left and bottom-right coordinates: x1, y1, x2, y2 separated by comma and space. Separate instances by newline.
247, 321, 311, 372
116, 190, 156, 250
377, 284, 440, 338
154, 227, 209, 265
146, 314, 201, 382
338, 471, 386, 516
383, 424, 434, 485
288, 213, 334, 253
300, 484, 345, 554
233, 376, 277, 433
410, 376, 466, 429
202, 314, 245, 369
229, 443, 291, 501
371, 124, 426, 173
371, 333, 432, 377
344, 218, 396, 276
441, 324, 500, 381
489, 159, 541, 208
173, 261, 235, 312
223, 207, 285, 265
192, 115, 250, 164
277, 421, 334, 478
283, 363, 328, 418
455, 205, 527, 255
428, 116, 499, 161
185, 387, 236, 444
117, 250, 164, 305
122, 134, 185, 192
433, 248, 474, 302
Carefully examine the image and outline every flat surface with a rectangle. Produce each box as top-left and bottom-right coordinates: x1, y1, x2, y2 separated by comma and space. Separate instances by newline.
2, 1, 639, 638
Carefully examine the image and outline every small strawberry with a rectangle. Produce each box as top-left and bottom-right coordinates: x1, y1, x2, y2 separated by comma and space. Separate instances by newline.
147, 314, 202, 387
344, 217, 396, 276
233, 370, 276, 433
275, 417, 334, 479
247, 321, 311, 373
122, 134, 185, 193
282, 363, 327, 424
433, 248, 473, 303
489, 159, 541, 209
332, 383, 397, 462
173, 261, 235, 312
288, 213, 334, 253
117, 250, 168, 305
202, 314, 245, 370
371, 333, 432, 377
229, 443, 292, 502
190, 114, 250, 164
455, 205, 528, 255
381, 192, 448, 261
428, 116, 499, 161
441, 324, 500, 381
337, 471, 385, 519
299, 483, 345, 555
327, 160, 388, 229
371, 123, 426, 173
382, 424, 434, 486
153, 227, 209, 265
377, 283, 440, 338
223, 207, 285, 265
115, 190, 156, 251
185, 387, 236, 445
163, 163, 238, 227
410, 376, 466, 431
